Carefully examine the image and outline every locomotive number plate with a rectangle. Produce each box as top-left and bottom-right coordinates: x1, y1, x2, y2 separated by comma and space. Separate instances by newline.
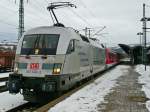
30, 63, 39, 70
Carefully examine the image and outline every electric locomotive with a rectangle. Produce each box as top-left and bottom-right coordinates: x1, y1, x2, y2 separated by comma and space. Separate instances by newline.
7, 25, 107, 102
7, 2, 119, 102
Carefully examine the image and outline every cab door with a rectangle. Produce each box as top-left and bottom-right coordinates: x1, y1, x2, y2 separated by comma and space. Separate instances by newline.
62, 39, 80, 74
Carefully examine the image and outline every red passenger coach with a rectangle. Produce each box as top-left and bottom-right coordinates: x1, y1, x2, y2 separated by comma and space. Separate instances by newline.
0, 44, 16, 72
105, 48, 119, 65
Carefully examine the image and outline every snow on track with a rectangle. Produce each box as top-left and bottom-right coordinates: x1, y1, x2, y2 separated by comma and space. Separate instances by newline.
0, 73, 9, 87
0, 73, 27, 111
0, 73, 9, 78
48, 65, 129, 112
0, 92, 27, 111
135, 65, 150, 111
0, 82, 5, 86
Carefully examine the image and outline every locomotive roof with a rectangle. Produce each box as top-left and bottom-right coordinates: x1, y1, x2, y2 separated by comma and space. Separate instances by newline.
23, 26, 103, 49
24, 26, 81, 39
16, 26, 104, 54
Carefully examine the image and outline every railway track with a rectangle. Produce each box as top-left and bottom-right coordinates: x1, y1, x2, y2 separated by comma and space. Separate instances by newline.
0, 77, 8, 92
5, 64, 119, 112
34, 65, 118, 112
6, 101, 53, 112
0, 85, 7, 92
6, 102, 42, 112
0, 77, 8, 82
35, 79, 95, 112
0, 68, 11, 73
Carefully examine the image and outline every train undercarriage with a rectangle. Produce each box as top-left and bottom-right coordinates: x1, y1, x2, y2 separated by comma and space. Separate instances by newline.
7, 73, 81, 102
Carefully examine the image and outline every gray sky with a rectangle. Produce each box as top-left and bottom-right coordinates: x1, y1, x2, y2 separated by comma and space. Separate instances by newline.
0, 0, 150, 46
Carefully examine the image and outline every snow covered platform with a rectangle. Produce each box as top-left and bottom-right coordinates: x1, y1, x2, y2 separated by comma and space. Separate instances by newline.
98, 65, 149, 112
0, 65, 149, 111
47, 65, 149, 112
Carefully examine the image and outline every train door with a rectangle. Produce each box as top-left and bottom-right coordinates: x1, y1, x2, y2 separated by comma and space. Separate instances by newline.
63, 39, 80, 74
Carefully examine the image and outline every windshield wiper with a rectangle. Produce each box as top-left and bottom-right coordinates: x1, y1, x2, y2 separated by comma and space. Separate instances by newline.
26, 36, 39, 56
41, 36, 48, 59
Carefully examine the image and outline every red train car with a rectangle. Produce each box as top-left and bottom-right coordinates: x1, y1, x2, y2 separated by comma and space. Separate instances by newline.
0, 44, 16, 72
105, 48, 119, 66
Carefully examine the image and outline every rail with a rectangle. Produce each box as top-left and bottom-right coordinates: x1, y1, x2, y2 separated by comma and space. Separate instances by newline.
35, 64, 119, 112
0, 77, 8, 92
0, 77, 8, 82
6, 63, 120, 112
6, 102, 33, 112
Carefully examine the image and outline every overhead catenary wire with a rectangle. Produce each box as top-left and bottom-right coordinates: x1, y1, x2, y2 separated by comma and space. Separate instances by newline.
54, 0, 92, 27
0, 33, 17, 38
17, 0, 51, 29
0, 0, 18, 13
5, 0, 92, 28
78, 0, 97, 18
0, 0, 99, 41
92, 26, 106, 37
0, 31, 17, 35
68, 7, 92, 27
5, 0, 48, 26
30, 0, 49, 15
0, 33, 15, 36
44, 0, 49, 4
0, 12, 18, 29
0, 2, 18, 24
0, 0, 49, 41
26, 0, 50, 22
24, 8, 50, 24
0, 19, 17, 28
77, 0, 107, 37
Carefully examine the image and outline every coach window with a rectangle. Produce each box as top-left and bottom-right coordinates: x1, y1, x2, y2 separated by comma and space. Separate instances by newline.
67, 40, 75, 54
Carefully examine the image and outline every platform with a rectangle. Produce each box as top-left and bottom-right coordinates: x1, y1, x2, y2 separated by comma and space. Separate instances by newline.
98, 66, 149, 112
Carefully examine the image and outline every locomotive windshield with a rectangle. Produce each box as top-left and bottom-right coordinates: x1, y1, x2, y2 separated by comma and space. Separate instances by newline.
21, 34, 59, 55
22, 35, 37, 48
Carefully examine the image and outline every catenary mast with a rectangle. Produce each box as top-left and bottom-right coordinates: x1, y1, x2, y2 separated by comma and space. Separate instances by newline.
18, 0, 24, 41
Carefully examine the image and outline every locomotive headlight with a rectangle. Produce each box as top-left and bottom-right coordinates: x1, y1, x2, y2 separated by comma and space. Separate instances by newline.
52, 63, 62, 75
53, 68, 61, 74
56, 68, 61, 73
14, 67, 18, 73
14, 63, 18, 73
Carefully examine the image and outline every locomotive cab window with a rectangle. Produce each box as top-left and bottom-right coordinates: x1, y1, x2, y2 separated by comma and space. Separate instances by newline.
21, 34, 59, 55
22, 35, 37, 48
67, 40, 75, 54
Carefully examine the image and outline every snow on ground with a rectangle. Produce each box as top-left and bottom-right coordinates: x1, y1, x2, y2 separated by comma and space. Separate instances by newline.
0, 73, 9, 86
0, 82, 5, 86
0, 72, 27, 111
135, 65, 150, 111
0, 73, 9, 78
0, 92, 27, 112
48, 65, 129, 112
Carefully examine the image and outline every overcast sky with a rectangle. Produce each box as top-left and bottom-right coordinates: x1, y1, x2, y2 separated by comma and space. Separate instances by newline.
0, 0, 150, 46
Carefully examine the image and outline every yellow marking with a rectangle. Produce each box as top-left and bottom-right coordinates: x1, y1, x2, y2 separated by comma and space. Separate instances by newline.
35, 49, 39, 54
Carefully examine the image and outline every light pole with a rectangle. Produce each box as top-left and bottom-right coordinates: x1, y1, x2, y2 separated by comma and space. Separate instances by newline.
137, 32, 143, 64
140, 3, 150, 70
137, 32, 143, 45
